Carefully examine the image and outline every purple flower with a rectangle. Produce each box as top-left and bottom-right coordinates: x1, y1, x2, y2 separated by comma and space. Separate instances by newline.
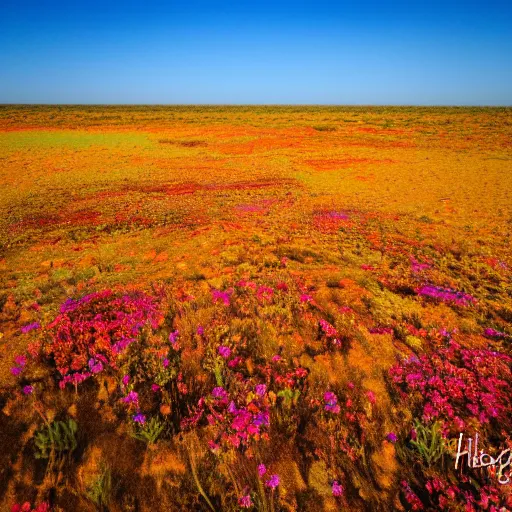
484, 328, 508, 339
60, 298, 78, 313
332, 480, 344, 497
162, 358, 170, 368
169, 330, 179, 344
10, 366, 22, 376
265, 474, 280, 489
255, 384, 267, 397
122, 374, 130, 386
238, 494, 253, 508
258, 464, 267, 477
212, 289, 233, 306
22, 385, 34, 395
88, 358, 103, 374
218, 346, 231, 358
417, 285, 476, 306
253, 412, 269, 427
21, 322, 40, 334
133, 413, 146, 424
386, 432, 398, 443
112, 337, 135, 355
122, 390, 139, 404
211, 387, 228, 401
197, 325, 204, 336
324, 391, 340, 414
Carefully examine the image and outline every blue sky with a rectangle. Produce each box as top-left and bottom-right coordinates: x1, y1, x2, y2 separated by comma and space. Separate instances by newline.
1, 0, 511, 104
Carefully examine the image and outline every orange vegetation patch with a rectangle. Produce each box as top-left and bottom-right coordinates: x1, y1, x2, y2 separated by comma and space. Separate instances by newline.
312, 211, 352, 233
215, 136, 305, 155
354, 174, 375, 182
305, 157, 394, 171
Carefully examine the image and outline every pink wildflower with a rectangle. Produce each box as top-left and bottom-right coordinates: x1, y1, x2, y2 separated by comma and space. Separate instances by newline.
266, 474, 280, 489
238, 494, 253, 508
21, 322, 40, 334
332, 480, 344, 497
218, 346, 231, 358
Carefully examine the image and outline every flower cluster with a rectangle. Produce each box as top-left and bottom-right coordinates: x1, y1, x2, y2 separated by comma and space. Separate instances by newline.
401, 481, 424, 510
483, 328, 509, 339
20, 322, 41, 334
319, 319, 342, 347
390, 341, 512, 432
43, 290, 163, 387
212, 288, 233, 306
11, 503, 50, 512
182, 383, 270, 450
416, 285, 476, 306
323, 391, 340, 414
10, 355, 26, 376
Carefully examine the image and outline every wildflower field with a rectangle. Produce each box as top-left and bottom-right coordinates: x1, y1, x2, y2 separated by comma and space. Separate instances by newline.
0, 105, 511, 511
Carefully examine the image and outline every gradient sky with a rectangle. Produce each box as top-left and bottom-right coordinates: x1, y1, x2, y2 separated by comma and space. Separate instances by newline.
1, 0, 511, 105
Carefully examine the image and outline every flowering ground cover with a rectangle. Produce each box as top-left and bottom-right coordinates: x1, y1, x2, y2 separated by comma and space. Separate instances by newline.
0, 106, 511, 511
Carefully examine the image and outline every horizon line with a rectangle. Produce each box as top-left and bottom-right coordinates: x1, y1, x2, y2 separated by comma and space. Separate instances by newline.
1, 103, 511, 108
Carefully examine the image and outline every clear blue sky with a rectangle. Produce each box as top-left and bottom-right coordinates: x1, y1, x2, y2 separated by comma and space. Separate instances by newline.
1, 0, 511, 105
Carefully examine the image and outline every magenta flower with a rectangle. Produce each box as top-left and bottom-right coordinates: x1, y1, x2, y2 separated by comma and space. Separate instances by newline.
22, 385, 34, 395
484, 328, 508, 339
212, 288, 233, 306
122, 374, 130, 386
14, 355, 26, 366
10, 366, 23, 376
366, 391, 376, 404
238, 494, 253, 508
197, 325, 204, 336
151, 384, 161, 392
324, 391, 340, 414
218, 346, 231, 358
258, 464, 267, 477
417, 284, 476, 306
266, 474, 280, 489
228, 356, 242, 368
300, 294, 312, 303
169, 330, 179, 344
253, 412, 269, 427
211, 387, 228, 401
88, 358, 103, 374
122, 390, 139, 404
162, 358, 170, 368
332, 480, 344, 497
21, 322, 40, 334
132, 413, 146, 424
386, 432, 398, 443
255, 384, 267, 397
